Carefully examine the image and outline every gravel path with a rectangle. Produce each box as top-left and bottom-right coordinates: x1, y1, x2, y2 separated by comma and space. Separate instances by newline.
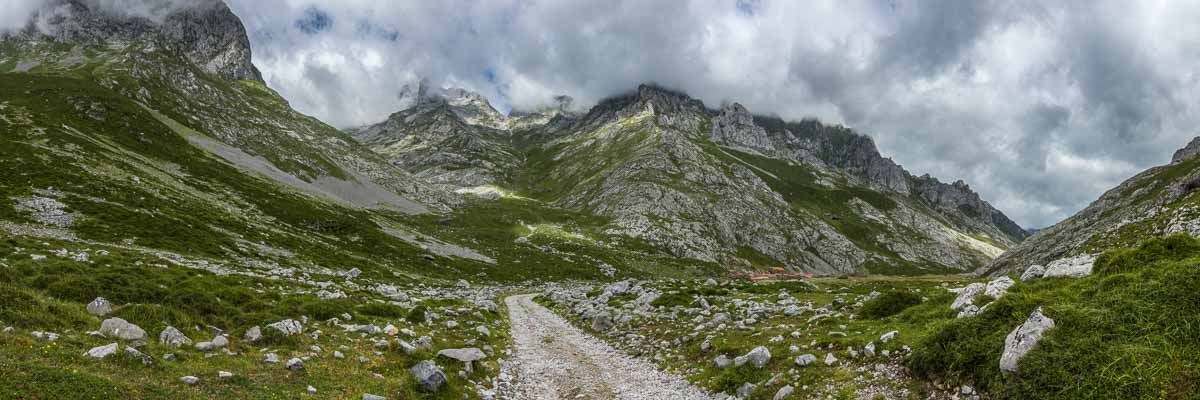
501, 294, 717, 400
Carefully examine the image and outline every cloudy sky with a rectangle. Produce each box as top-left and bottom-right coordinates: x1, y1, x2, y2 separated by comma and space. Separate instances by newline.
6, 0, 1200, 229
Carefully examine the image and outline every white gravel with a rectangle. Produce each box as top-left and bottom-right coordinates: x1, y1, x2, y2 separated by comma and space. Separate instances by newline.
501, 294, 717, 400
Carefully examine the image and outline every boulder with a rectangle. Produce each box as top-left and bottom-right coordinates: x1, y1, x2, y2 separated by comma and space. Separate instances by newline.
950, 283, 985, 311
243, 326, 263, 343
196, 335, 229, 351
733, 346, 771, 368
1020, 265, 1046, 281
286, 357, 304, 371
1043, 255, 1096, 278
1000, 307, 1055, 374
159, 326, 192, 348
99, 318, 146, 342
737, 383, 756, 398
984, 277, 1015, 299
774, 385, 795, 400
880, 331, 898, 343
437, 347, 486, 373
267, 319, 303, 336
87, 297, 113, 316
590, 313, 613, 331
410, 360, 447, 392
84, 343, 119, 358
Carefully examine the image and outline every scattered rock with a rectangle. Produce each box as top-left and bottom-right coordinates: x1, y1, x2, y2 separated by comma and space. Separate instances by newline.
87, 297, 113, 316
1020, 264, 1046, 281
1043, 255, 1096, 278
795, 354, 817, 367
363, 394, 386, 400
84, 343, 119, 358
714, 354, 733, 368
307, 385, 317, 394
737, 382, 756, 398
437, 347, 487, 373
984, 277, 1015, 299
734, 346, 771, 368
195, 335, 229, 351
410, 360, 447, 392
180, 376, 200, 385
1000, 307, 1055, 374
264, 353, 280, 364
880, 331, 898, 343
218, 371, 233, 378
590, 313, 613, 331
774, 384, 795, 400
268, 319, 304, 336
99, 318, 147, 342
950, 283, 985, 311
824, 353, 839, 366
159, 326, 192, 348
243, 326, 262, 343
286, 357, 304, 371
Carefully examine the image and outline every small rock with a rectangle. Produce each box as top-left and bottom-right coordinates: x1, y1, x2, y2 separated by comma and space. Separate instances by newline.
824, 353, 838, 366
333, 350, 345, 359
880, 331, 898, 343
218, 371, 233, 378
1021, 264, 1046, 281
180, 376, 199, 385
99, 318, 146, 342
737, 382, 756, 398
1000, 307, 1055, 374
714, 354, 733, 368
159, 326, 192, 348
83, 343, 119, 358
307, 385, 317, 394
774, 384, 795, 400
243, 326, 263, 343
264, 353, 280, 364
87, 297, 113, 316
794, 354, 817, 367
984, 277, 1015, 299
286, 357, 304, 371
363, 394, 385, 400
268, 319, 304, 336
410, 360, 447, 392
733, 346, 771, 368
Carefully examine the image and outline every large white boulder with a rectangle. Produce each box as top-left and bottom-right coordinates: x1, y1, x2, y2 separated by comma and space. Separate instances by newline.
950, 283, 985, 310
1042, 255, 1096, 278
1000, 307, 1056, 374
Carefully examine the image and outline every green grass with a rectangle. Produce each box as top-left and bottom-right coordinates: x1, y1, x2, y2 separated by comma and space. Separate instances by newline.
860, 290, 924, 319
908, 234, 1200, 399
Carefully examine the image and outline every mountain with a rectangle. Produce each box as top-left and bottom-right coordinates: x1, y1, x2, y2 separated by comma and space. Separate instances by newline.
0, 0, 722, 283
980, 136, 1200, 276
355, 84, 1028, 274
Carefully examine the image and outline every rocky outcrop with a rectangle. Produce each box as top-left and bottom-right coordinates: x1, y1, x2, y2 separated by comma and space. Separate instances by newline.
23, 0, 261, 82
1000, 307, 1055, 374
981, 136, 1200, 276
1172, 136, 1200, 163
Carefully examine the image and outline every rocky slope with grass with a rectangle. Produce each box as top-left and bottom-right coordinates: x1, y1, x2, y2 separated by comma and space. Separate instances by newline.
980, 136, 1200, 276
355, 84, 1027, 275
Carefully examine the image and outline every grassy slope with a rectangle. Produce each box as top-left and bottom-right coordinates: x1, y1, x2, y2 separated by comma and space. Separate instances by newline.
910, 234, 1200, 399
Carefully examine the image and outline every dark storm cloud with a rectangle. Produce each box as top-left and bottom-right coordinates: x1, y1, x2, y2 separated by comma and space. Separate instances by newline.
6, 0, 1199, 229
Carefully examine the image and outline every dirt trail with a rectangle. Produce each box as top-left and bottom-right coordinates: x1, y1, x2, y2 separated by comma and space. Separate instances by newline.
502, 294, 716, 400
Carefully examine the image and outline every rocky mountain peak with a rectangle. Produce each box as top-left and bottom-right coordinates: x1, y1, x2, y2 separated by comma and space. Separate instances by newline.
24, 0, 262, 82
1172, 136, 1200, 163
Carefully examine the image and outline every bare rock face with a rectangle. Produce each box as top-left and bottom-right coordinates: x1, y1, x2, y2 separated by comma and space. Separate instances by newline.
26, 0, 261, 82
1000, 307, 1056, 374
1172, 136, 1200, 163
983, 136, 1200, 277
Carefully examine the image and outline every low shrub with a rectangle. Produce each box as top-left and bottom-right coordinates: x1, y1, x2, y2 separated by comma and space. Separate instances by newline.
860, 290, 923, 319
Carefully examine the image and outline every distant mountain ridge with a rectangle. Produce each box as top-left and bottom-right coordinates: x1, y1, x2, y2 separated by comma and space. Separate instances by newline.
353, 83, 1028, 274
981, 135, 1200, 276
